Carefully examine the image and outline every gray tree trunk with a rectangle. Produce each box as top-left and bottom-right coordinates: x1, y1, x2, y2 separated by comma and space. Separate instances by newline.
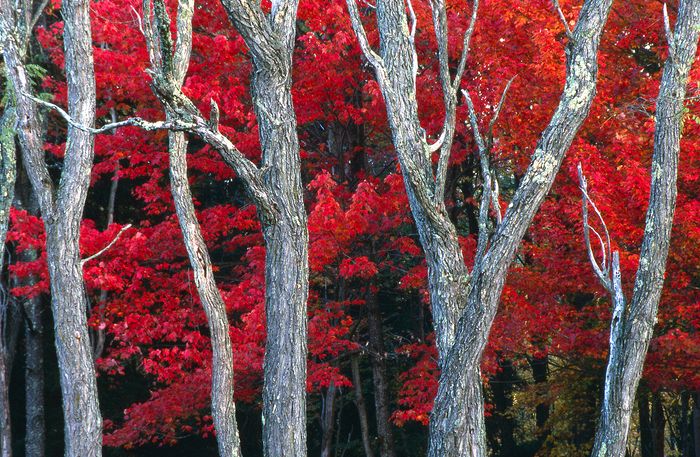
345, 0, 613, 455
589, 2, 700, 456
146, 0, 244, 454
1, 0, 103, 454
142, 0, 308, 454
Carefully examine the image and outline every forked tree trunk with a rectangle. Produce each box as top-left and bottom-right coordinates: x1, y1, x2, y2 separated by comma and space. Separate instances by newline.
142, 0, 308, 454
589, 2, 700, 456
345, 0, 613, 455
351, 355, 376, 457
1, 0, 102, 453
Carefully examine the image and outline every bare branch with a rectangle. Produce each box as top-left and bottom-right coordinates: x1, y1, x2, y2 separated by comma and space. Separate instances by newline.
663, 3, 676, 58
553, 0, 573, 40
406, 0, 418, 81
577, 163, 613, 291
81, 224, 132, 266
486, 76, 516, 148
22, 93, 190, 133
346, 0, 386, 73
451, 0, 479, 92
427, 129, 446, 153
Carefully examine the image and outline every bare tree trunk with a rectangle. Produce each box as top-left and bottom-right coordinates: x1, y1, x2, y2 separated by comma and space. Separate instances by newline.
146, 1, 244, 454
587, 3, 700, 456
2, 0, 102, 454
365, 287, 396, 457
346, 0, 613, 455
693, 394, 700, 457
141, 0, 308, 454
351, 355, 376, 457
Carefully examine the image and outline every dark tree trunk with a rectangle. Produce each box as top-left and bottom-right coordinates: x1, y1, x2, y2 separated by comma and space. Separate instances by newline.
590, 3, 700, 456
530, 356, 549, 431
693, 394, 700, 457
320, 383, 336, 457
652, 394, 665, 457
0, 86, 17, 457
365, 287, 396, 457
639, 390, 653, 457
351, 355, 376, 457
14, 162, 46, 457
490, 358, 517, 456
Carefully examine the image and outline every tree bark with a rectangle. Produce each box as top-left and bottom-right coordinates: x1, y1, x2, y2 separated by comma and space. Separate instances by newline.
351, 355, 376, 457
589, 2, 700, 456
2, 0, 103, 454
149, 0, 244, 454
142, 0, 308, 455
346, 0, 613, 455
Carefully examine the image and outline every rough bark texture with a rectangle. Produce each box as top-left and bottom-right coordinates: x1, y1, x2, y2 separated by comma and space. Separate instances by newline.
346, 0, 613, 455
143, 0, 308, 455
150, 0, 244, 454
590, 2, 700, 456
221, 3, 309, 456
2, 0, 102, 454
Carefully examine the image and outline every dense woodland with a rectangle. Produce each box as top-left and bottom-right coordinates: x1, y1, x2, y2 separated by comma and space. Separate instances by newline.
0, 0, 699, 456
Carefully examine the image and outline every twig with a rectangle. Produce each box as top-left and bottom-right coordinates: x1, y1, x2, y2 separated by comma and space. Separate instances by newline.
553, 0, 573, 40
451, 0, 479, 92
486, 76, 516, 148
577, 164, 613, 291
81, 224, 132, 266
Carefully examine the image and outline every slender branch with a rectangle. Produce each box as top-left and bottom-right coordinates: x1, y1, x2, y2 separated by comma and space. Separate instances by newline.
406, 0, 418, 81
451, 0, 479, 92
553, 0, 573, 40
486, 76, 516, 148
22, 93, 191, 133
345, 0, 387, 78
577, 163, 613, 291
81, 224, 132, 266
663, 3, 676, 58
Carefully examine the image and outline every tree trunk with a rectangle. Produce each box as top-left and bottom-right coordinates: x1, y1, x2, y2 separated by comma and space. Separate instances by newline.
253, 70, 309, 457
652, 394, 665, 457
693, 394, 700, 457
365, 287, 396, 457
2, 0, 103, 453
639, 390, 653, 457
530, 356, 549, 432
351, 355, 376, 457
0, 81, 17, 457
156, 1, 243, 453
346, 0, 613, 454
320, 383, 336, 457
590, 3, 700, 456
